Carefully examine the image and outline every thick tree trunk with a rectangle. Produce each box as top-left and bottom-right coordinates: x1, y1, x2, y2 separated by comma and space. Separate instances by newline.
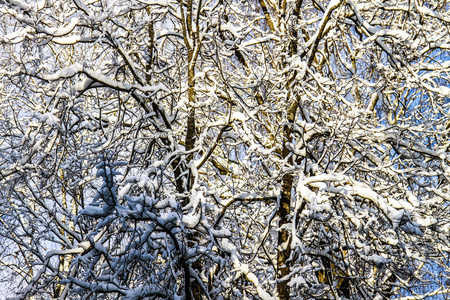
275, 1, 301, 294
181, 2, 201, 297
277, 173, 293, 299
276, 101, 298, 299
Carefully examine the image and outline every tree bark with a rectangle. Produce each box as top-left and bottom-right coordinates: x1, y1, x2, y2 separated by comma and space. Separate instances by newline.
276, 100, 298, 300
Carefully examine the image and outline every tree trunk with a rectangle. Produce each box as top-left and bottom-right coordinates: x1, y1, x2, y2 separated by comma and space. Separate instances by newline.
276, 101, 298, 299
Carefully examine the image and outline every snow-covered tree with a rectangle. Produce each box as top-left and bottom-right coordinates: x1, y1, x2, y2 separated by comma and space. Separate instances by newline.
1, 0, 450, 299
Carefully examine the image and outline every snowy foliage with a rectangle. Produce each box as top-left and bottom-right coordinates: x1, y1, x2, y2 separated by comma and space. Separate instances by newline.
1, 0, 450, 299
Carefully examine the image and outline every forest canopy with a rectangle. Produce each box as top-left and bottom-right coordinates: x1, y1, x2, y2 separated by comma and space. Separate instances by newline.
1, 0, 450, 299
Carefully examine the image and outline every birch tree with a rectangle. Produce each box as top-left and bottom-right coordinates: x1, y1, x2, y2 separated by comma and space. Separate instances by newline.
1, 0, 450, 299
